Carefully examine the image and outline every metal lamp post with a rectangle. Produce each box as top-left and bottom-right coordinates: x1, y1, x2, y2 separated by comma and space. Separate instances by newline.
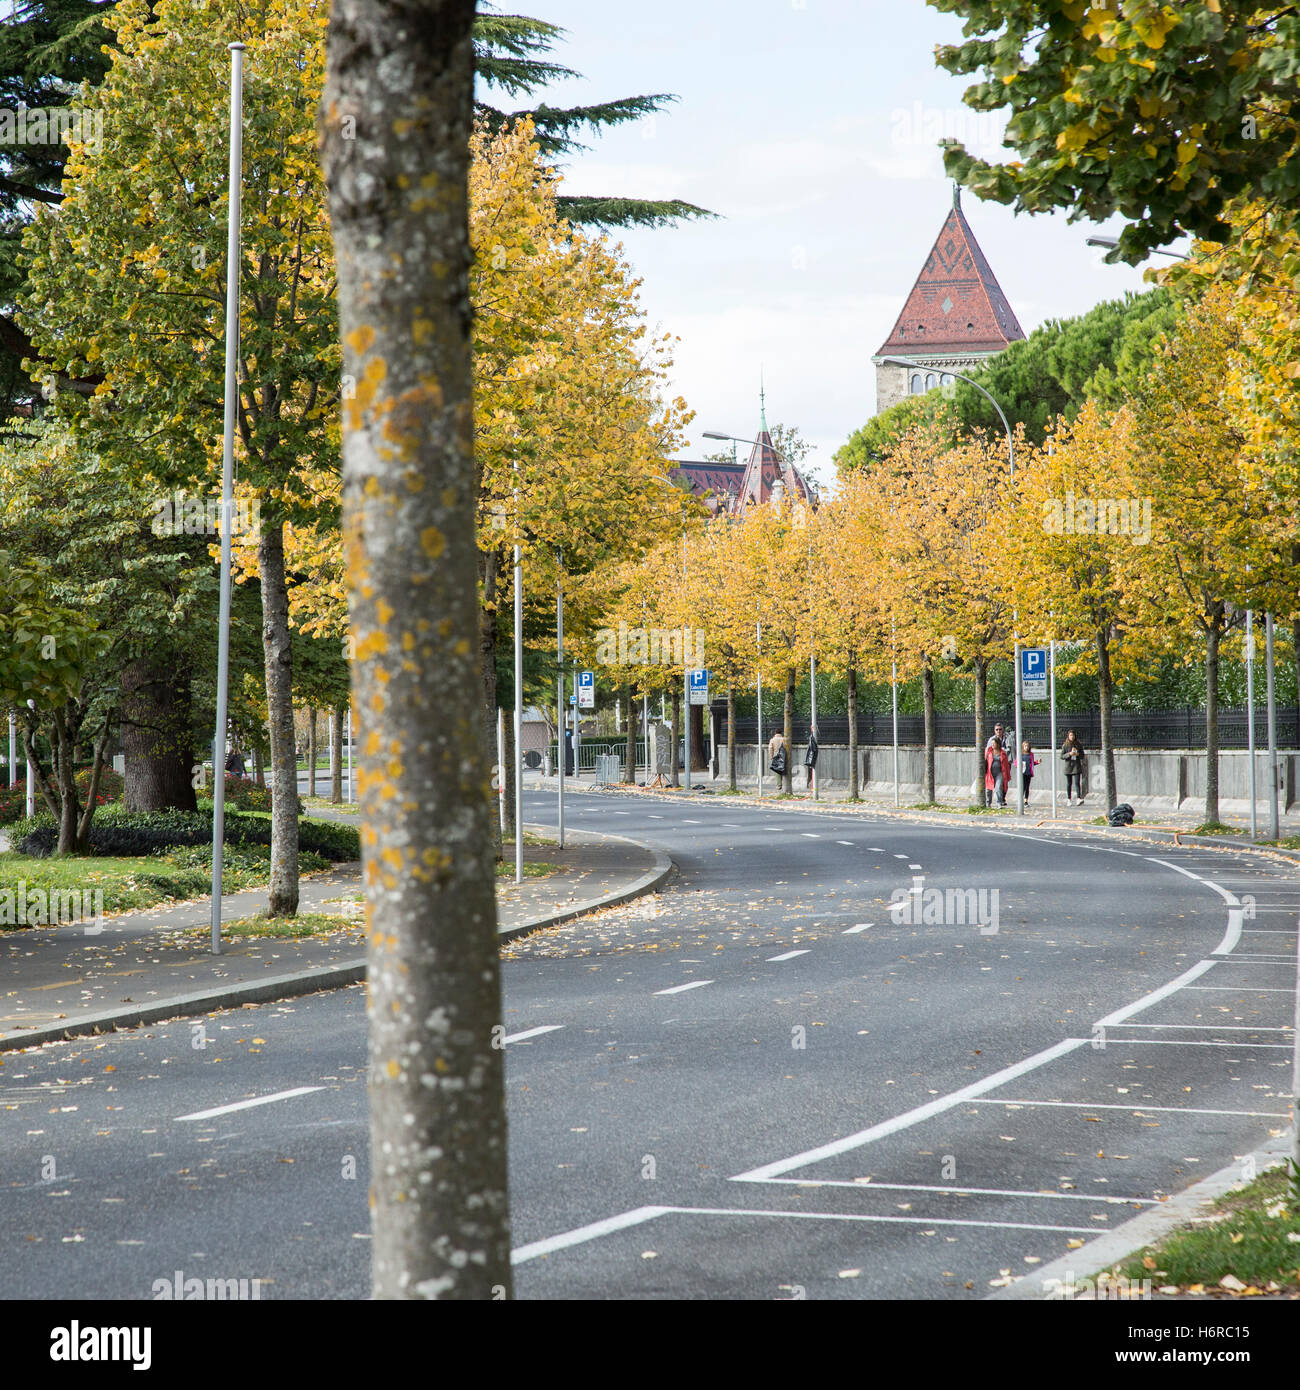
209, 42, 245, 956
881, 358, 1024, 816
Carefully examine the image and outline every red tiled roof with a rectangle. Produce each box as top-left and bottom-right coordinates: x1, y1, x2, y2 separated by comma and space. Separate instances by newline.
875, 196, 1025, 359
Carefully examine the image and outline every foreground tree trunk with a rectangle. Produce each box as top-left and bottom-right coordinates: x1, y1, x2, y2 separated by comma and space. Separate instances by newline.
323, 0, 511, 1299
847, 666, 859, 800
258, 520, 300, 916
120, 654, 197, 812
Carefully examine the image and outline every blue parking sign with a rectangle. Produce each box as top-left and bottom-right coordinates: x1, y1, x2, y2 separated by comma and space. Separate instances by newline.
1021, 648, 1048, 701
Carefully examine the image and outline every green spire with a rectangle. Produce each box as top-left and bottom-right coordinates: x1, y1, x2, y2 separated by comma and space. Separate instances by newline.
759, 369, 767, 434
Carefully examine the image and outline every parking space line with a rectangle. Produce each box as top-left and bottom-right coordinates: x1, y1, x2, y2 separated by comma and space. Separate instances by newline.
843, 923, 873, 934
512, 1206, 670, 1265
732, 1037, 1089, 1181
741, 1176, 1160, 1205
654, 980, 713, 996
967, 1097, 1289, 1118
767, 950, 810, 962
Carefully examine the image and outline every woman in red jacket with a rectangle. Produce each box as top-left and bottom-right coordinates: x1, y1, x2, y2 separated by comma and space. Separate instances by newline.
985, 736, 1011, 808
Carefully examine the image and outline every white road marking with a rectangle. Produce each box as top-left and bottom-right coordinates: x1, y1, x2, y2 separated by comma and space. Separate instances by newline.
648, 815, 663, 819
1094, 959, 1217, 1028
866, 847, 884, 853
1186, 985, 1296, 993
836, 840, 854, 846
682, 819, 702, 824
176, 1086, 324, 1123
908, 863, 922, 870
654, 980, 714, 995
801, 833, 821, 838
501, 1025, 564, 1045
741, 1176, 1159, 1205
893, 853, 909, 860
843, 922, 873, 934
1115, 1039, 1293, 1049
767, 950, 810, 962
732, 1037, 1089, 1181
1104, 1023, 1293, 1032
967, 1097, 1289, 1118
512, 1206, 670, 1264
666, 1206, 1099, 1236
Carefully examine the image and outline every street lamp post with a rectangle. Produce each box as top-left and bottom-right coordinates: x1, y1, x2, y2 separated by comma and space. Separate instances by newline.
881, 358, 1024, 816
209, 41, 245, 956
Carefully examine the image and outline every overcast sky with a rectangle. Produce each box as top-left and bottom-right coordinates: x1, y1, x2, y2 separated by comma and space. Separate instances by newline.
508, 0, 1161, 490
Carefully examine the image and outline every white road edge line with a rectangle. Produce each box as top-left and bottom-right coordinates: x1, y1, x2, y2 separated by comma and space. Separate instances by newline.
501, 1025, 564, 1045
767, 950, 810, 962
654, 980, 714, 995
843, 923, 873, 934
176, 1086, 325, 1123
1094, 958, 1218, 1028
731, 1037, 1089, 1181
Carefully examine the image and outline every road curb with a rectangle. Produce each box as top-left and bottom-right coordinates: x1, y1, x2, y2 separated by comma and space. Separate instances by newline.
0, 825, 674, 1053
987, 1130, 1295, 1300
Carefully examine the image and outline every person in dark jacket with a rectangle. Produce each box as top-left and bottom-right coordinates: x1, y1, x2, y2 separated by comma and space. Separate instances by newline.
1061, 731, 1086, 804
225, 748, 246, 778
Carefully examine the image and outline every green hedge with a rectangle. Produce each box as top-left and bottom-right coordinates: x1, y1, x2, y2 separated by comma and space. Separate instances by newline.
11, 806, 360, 862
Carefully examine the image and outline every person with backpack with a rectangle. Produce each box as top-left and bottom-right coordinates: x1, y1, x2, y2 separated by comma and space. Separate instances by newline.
1061, 731, 1086, 804
768, 730, 788, 788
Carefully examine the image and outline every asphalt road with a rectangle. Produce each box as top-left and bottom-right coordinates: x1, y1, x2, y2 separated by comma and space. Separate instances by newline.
5, 789, 1297, 1300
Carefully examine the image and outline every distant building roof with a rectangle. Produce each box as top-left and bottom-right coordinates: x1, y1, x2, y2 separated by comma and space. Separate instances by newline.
874, 187, 1025, 361
669, 396, 815, 514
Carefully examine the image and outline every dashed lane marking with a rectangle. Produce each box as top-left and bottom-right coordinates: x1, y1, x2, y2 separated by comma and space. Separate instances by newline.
767, 950, 811, 962
654, 980, 714, 996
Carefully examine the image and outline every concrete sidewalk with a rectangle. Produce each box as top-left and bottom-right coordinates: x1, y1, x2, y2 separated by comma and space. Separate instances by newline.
0, 824, 671, 1051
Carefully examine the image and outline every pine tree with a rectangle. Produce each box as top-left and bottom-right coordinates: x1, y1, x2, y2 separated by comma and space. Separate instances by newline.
474, 6, 712, 229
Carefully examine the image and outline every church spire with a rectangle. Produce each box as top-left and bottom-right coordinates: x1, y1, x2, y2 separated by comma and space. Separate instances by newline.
759, 369, 767, 435
953, 180, 962, 211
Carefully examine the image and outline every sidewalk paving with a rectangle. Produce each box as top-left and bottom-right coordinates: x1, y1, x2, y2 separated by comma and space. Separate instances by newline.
0, 823, 669, 1050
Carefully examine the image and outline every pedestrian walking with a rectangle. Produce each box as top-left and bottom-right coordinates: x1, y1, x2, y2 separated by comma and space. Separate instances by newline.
983, 722, 1008, 805
1020, 739, 1039, 803
225, 747, 246, 778
985, 736, 1010, 808
1061, 730, 1086, 804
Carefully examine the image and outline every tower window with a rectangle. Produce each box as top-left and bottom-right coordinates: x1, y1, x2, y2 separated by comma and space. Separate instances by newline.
941, 373, 955, 386
910, 373, 923, 394
925, 373, 937, 390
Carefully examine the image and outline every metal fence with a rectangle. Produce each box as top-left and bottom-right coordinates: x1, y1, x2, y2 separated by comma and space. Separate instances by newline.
715, 707, 1300, 751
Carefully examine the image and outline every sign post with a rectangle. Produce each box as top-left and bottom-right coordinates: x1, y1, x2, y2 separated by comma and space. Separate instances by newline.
1048, 639, 1058, 818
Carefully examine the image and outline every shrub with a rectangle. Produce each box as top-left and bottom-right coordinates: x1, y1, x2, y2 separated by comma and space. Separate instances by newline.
12, 806, 359, 862
0, 780, 28, 826
73, 764, 125, 806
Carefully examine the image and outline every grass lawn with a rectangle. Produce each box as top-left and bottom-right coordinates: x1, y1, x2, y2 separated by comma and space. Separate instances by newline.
0, 843, 331, 925
496, 859, 559, 879
1120, 1166, 1300, 1296
200, 911, 361, 938
300, 795, 358, 815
